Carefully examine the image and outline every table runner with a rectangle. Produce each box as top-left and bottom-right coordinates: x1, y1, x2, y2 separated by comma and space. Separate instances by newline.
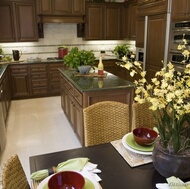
111, 139, 152, 167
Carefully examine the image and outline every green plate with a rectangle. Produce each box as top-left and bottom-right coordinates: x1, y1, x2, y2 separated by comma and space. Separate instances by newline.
126, 133, 154, 152
42, 177, 95, 189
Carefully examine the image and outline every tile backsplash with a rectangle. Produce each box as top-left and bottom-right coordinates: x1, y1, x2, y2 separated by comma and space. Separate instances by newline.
0, 23, 135, 60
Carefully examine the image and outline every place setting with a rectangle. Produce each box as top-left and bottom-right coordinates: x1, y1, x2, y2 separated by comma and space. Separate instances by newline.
30, 158, 102, 189
111, 127, 158, 167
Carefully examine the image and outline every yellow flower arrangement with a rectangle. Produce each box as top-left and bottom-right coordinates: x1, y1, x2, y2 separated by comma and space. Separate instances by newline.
120, 38, 190, 154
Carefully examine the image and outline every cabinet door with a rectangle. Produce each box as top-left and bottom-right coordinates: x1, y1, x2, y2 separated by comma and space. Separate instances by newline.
39, 0, 52, 14
129, 1, 137, 40
0, 2, 16, 42
85, 4, 104, 40
74, 100, 83, 145
171, 0, 189, 21
16, 2, 38, 42
72, 0, 84, 15
121, 5, 130, 39
105, 4, 121, 39
136, 17, 145, 48
146, 14, 166, 83
53, 0, 72, 14
11, 74, 31, 98
10, 65, 31, 99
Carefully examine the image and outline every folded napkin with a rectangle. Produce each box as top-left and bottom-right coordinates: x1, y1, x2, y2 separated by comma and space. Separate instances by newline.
156, 176, 190, 189
30, 157, 89, 181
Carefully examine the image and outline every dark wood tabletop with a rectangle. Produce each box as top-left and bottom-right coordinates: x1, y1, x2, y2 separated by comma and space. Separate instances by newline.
29, 143, 166, 189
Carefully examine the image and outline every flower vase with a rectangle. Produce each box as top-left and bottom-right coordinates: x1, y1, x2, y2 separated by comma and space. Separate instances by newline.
152, 139, 190, 179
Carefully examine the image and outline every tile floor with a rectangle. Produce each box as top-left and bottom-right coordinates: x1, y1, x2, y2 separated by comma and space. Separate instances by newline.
0, 96, 82, 186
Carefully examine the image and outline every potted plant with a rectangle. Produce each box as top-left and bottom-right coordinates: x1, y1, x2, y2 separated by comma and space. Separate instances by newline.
119, 35, 190, 179
64, 47, 96, 74
113, 44, 130, 59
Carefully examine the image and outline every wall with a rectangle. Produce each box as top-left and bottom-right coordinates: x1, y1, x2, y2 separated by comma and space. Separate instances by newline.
0, 23, 135, 61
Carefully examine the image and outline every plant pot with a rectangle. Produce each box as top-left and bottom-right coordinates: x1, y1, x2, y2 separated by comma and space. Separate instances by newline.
78, 65, 91, 75
152, 139, 190, 179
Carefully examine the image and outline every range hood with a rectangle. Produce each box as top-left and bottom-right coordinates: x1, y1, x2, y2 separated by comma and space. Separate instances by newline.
39, 15, 85, 24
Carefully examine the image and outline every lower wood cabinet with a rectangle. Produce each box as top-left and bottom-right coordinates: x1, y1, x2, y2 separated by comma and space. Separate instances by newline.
0, 68, 11, 124
9, 62, 64, 99
9, 65, 31, 99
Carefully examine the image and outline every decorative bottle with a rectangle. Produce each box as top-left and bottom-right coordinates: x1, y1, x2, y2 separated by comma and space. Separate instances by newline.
98, 56, 104, 75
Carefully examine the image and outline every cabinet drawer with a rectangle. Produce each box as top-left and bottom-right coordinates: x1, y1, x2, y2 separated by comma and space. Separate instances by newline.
31, 73, 47, 79
10, 66, 28, 73
74, 88, 82, 105
31, 79, 48, 87
64, 81, 74, 96
30, 65, 47, 72
32, 88, 48, 95
49, 63, 63, 71
49, 73, 60, 82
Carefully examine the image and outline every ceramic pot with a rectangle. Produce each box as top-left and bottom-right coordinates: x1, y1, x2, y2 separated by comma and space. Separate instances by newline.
152, 139, 190, 179
78, 65, 91, 75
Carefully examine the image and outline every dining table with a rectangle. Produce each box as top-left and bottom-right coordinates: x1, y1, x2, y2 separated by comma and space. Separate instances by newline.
29, 142, 167, 189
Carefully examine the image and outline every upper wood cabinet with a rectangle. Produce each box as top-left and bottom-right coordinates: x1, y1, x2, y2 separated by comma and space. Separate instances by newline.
38, 0, 84, 15
85, 2, 122, 40
121, 0, 137, 40
171, 0, 190, 21
136, 17, 145, 48
0, 0, 38, 42
137, 0, 168, 17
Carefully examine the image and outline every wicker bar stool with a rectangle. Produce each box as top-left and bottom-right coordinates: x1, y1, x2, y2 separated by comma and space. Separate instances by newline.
2, 154, 30, 189
132, 102, 158, 130
83, 101, 130, 147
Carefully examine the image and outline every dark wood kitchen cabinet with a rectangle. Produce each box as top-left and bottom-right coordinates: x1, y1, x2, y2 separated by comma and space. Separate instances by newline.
9, 62, 64, 99
0, 0, 38, 42
9, 65, 31, 99
0, 69, 11, 124
121, 0, 137, 40
60, 69, 135, 145
30, 64, 48, 96
135, 17, 145, 48
171, 0, 190, 21
60, 73, 83, 142
146, 14, 167, 82
38, 0, 84, 15
49, 63, 65, 95
85, 2, 122, 40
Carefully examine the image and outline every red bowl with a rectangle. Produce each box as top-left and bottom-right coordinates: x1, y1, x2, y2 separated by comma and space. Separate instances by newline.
48, 171, 85, 189
133, 127, 158, 146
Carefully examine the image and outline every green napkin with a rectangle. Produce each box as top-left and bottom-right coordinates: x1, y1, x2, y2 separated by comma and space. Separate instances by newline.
30, 157, 89, 181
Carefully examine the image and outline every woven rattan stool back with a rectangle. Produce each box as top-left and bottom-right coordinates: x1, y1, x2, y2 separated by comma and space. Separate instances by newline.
2, 154, 30, 189
83, 101, 130, 147
132, 102, 157, 130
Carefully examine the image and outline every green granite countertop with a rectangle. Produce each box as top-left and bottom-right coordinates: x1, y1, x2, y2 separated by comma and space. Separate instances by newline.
59, 68, 135, 92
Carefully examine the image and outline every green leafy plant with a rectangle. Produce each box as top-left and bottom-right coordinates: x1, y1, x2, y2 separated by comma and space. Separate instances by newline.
118, 38, 190, 154
113, 44, 130, 59
64, 47, 96, 69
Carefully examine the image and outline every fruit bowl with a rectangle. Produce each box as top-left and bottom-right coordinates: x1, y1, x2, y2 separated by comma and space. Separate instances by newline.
48, 171, 85, 189
133, 127, 158, 146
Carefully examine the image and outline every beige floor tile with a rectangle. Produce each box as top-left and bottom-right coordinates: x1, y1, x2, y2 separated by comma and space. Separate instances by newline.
0, 96, 82, 186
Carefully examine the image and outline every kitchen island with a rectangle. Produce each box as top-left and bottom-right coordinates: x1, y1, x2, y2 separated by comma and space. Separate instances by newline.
59, 68, 135, 146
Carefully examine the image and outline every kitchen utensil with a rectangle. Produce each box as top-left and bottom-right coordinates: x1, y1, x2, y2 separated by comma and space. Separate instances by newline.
58, 47, 68, 58
12, 50, 22, 61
